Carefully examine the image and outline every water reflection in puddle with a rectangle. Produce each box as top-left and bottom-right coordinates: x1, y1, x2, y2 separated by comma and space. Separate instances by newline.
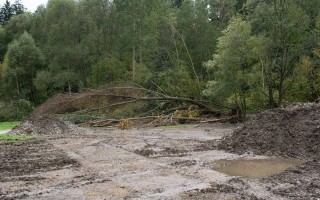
208, 158, 303, 179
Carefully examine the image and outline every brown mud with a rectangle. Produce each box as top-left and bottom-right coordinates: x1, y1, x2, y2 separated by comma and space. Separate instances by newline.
0, 122, 319, 199
219, 103, 320, 160
0, 139, 78, 181
2, 101, 320, 200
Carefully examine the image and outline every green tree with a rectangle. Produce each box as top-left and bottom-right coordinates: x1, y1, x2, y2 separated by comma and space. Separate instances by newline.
12, 0, 24, 15
5, 13, 32, 41
208, 0, 237, 29
0, 0, 25, 25
205, 17, 255, 117
44, 0, 91, 89
0, 0, 13, 25
176, 0, 217, 79
0, 27, 6, 61
3, 32, 44, 104
89, 57, 129, 88
291, 16, 320, 101
248, 0, 310, 106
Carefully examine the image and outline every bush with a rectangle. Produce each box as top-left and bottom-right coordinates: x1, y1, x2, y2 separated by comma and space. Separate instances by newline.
89, 57, 129, 88
157, 62, 201, 98
0, 99, 33, 121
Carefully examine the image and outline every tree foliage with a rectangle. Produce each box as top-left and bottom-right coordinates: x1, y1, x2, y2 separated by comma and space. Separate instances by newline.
0, 0, 319, 119
0, 0, 25, 25
1, 32, 44, 104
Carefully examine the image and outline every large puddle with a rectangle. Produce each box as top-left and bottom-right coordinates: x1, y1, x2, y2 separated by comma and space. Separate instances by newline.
208, 158, 303, 179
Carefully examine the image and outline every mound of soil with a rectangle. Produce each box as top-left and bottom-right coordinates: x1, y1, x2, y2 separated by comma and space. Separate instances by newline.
219, 103, 320, 160
10, 115, 70, 135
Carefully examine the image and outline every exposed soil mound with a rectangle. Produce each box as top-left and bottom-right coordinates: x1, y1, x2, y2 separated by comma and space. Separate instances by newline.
10, 115, 70, 135
219, 103, 320, 160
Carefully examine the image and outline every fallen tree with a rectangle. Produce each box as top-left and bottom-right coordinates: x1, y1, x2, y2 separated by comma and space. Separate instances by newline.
78, 115, 238, 127
32, 84, 241, 127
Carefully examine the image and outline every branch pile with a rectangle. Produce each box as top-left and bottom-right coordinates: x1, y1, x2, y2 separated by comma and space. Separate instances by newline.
32, 85, 238, 127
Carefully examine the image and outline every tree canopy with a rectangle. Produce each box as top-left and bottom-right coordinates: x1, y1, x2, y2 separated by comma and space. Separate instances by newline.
0, 0, 319, 118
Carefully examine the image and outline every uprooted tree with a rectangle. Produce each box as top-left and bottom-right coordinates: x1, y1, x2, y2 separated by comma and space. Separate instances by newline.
31, 84, 241, 127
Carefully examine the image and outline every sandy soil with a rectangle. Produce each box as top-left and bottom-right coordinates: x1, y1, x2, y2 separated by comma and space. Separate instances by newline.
0, 124, 319, 200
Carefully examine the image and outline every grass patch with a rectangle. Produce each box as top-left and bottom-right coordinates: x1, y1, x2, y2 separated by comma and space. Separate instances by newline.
0, 121, 20, 131
157, 124, 187, 129
0, 134, 33, 141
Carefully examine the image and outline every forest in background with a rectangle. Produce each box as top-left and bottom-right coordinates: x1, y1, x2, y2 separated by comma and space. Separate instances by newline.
0, 0, 320, 121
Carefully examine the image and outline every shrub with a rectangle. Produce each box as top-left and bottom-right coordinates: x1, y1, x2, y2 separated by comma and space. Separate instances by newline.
0, 99, 33, 121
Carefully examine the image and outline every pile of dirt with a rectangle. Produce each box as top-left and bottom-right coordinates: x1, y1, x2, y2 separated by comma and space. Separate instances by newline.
10, 115, 71, 135
219, 103, 320, 160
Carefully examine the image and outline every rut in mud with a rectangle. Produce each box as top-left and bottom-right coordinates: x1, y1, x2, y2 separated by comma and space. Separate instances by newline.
0, 139, 78, 182
0, 124, 319, 200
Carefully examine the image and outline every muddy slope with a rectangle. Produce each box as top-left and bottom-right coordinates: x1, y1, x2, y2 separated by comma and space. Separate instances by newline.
219, 103, 320, 160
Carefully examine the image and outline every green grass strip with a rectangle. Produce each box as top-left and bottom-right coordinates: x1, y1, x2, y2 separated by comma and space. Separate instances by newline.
0, 134, 33, 141
0, 121, 20, 131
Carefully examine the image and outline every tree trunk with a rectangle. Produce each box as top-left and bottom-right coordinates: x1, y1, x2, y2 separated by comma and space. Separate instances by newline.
278, 77, 284, 106
132, 21, 137, 79
14, 71, 21, 97
268, 84, 276, 108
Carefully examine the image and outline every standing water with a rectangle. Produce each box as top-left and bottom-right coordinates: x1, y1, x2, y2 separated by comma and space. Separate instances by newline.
208, 158, 303, 179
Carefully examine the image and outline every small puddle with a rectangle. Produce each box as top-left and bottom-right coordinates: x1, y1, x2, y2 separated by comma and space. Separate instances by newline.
208, 158, 303, 179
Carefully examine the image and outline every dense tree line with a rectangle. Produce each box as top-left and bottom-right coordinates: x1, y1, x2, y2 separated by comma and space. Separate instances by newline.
0, 0, 319, 119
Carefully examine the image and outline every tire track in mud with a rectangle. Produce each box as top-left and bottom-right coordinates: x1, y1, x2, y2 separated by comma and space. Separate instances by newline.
1, 124, 312, 200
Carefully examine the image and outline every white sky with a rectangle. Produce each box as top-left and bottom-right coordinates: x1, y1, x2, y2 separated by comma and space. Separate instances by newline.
0, 0, 48, 12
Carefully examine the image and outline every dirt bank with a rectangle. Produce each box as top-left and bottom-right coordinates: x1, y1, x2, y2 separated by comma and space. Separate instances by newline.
215, 103, 320, 199
219, 103, 320, 160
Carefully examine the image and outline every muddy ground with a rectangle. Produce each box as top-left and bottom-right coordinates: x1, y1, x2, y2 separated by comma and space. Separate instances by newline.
219, 103, 320, 160
1, 124, 319, 200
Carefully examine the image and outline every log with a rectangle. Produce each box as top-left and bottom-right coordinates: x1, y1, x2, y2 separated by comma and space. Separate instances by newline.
200, 116, 238, 123
78, 115, 238, 127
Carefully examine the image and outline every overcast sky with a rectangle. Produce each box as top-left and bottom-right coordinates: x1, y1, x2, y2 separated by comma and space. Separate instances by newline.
0, 0, 48, 12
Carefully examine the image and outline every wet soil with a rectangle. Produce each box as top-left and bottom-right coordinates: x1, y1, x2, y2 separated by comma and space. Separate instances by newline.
0, 139, 78, 182
219, 103, 320, 160
0, 123, 319, 199
263, 161, 320, 199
